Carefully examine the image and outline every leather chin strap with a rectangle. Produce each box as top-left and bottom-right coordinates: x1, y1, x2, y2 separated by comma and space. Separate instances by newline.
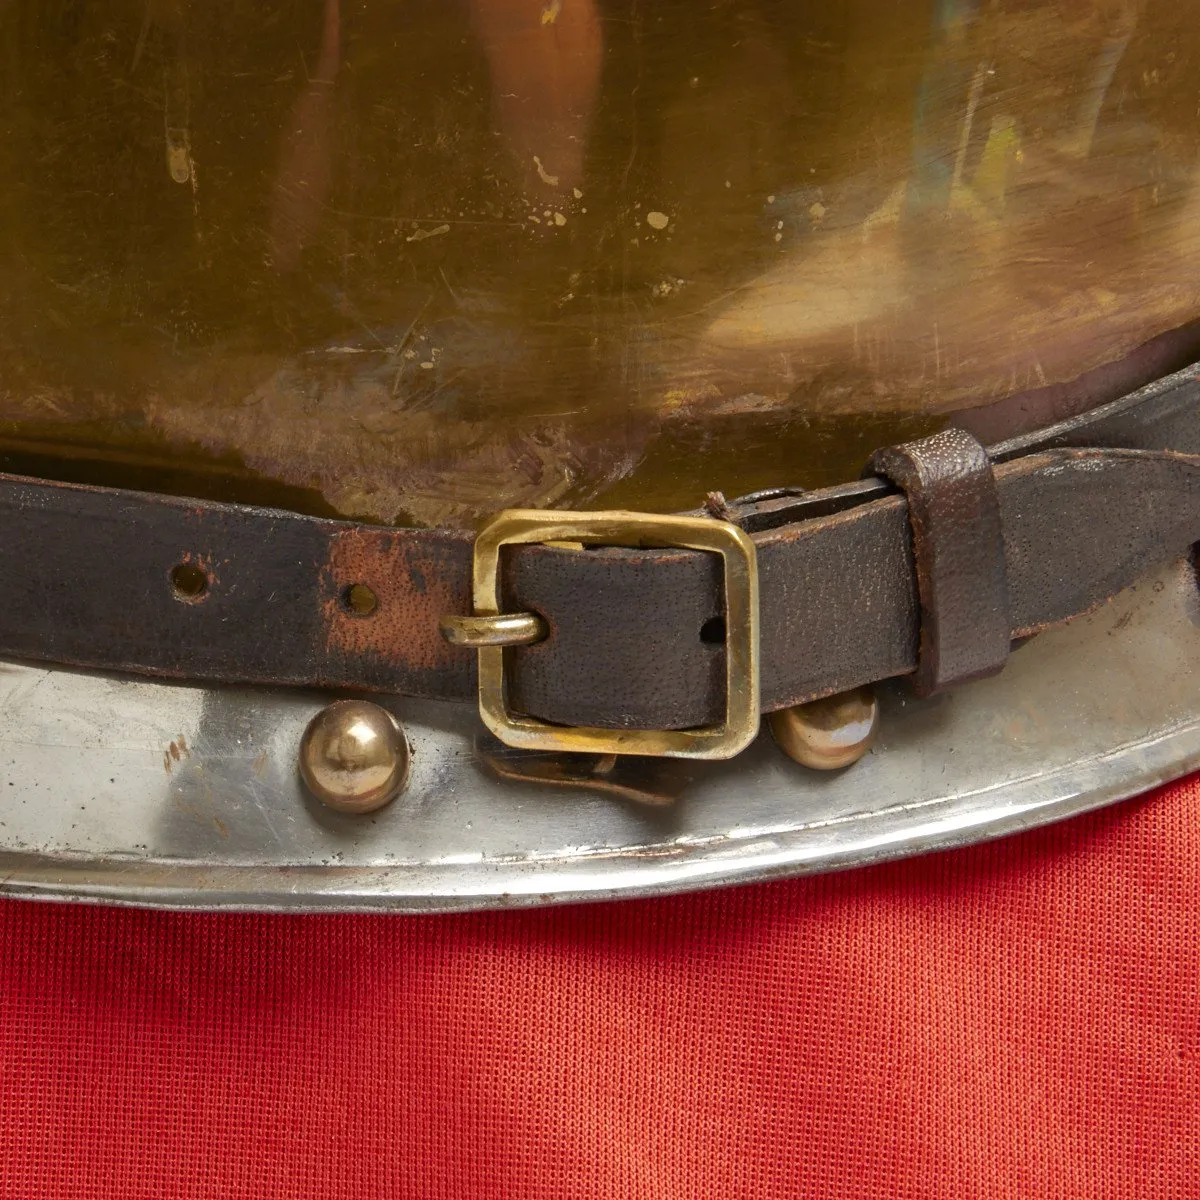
0, 363, 1198, 736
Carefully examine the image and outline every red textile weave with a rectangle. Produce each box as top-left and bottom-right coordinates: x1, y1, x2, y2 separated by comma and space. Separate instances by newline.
1, 775, 1198, 1198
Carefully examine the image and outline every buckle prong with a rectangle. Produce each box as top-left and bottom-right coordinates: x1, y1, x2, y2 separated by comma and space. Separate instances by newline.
450, 508, 761, 761
439, 612, 547, 648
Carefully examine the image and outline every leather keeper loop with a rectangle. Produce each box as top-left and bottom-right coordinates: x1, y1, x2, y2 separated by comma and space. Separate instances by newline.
869, 428, 1012, 696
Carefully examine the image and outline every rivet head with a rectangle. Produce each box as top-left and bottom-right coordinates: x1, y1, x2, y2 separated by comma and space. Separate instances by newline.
299, 700, 410, 813
768, 687, 878, 771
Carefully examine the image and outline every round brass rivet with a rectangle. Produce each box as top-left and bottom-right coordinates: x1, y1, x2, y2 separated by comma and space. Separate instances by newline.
299, 700, 410, 814
768, 687, 879, 771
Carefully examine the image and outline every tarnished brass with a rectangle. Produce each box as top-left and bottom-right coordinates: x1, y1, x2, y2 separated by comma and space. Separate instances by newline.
3, 0, 1199, 523
440, 612, 547, 648
467, 509, 759, 760
769, 688, 879, 771
299, 700, 410, 814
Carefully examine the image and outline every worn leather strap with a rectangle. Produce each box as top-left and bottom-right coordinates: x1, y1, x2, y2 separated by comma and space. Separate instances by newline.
1, 364, 1199, 732
869, 430, 1011, 695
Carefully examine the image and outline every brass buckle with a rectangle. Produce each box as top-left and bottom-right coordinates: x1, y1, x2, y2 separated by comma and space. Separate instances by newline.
464, 509, 760, 761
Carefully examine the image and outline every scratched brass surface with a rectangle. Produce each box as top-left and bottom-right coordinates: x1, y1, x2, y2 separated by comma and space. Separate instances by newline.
2, 0, 1199, 524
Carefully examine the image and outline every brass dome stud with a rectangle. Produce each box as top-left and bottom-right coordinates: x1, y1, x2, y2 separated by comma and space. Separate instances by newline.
299, 700, 410, 814
768, 687, 878, 771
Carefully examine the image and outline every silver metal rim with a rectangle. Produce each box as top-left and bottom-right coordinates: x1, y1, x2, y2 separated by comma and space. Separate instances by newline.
0, 558, 1196, 913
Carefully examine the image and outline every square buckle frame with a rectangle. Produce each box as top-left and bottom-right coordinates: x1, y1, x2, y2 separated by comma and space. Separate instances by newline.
472, 509, 760, 761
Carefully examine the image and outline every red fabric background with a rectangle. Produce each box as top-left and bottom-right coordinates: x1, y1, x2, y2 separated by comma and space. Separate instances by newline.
1, 775, 1198, 1199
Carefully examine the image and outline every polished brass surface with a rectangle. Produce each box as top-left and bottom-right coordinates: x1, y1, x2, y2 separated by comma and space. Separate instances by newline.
470, 509, 760, 760
768, 688, 880, 771
2, 1, 1199, 523
439, 612, 548, 648
299, 699, 410, 813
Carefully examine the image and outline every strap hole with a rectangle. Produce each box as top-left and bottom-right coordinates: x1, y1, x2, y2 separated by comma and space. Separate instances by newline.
700, 616, 726, 644
341, 584, 378, 617
171, 563, 209, 602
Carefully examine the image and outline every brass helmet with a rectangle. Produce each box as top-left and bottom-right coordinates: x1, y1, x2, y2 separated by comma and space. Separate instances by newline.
1, 0, 1198, 908
4, 0, 1199, 519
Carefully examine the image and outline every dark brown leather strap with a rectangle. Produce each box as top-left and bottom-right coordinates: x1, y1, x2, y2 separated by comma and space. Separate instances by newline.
506, 447, 1200, 728
868, 430, 1010, 695
1, 364, 1199, 732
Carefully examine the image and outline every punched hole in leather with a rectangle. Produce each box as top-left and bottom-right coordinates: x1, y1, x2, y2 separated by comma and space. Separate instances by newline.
869, 428, 1012, 697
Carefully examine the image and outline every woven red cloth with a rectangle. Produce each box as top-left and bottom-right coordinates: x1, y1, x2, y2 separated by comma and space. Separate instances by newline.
1, 776, 1198, 1198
